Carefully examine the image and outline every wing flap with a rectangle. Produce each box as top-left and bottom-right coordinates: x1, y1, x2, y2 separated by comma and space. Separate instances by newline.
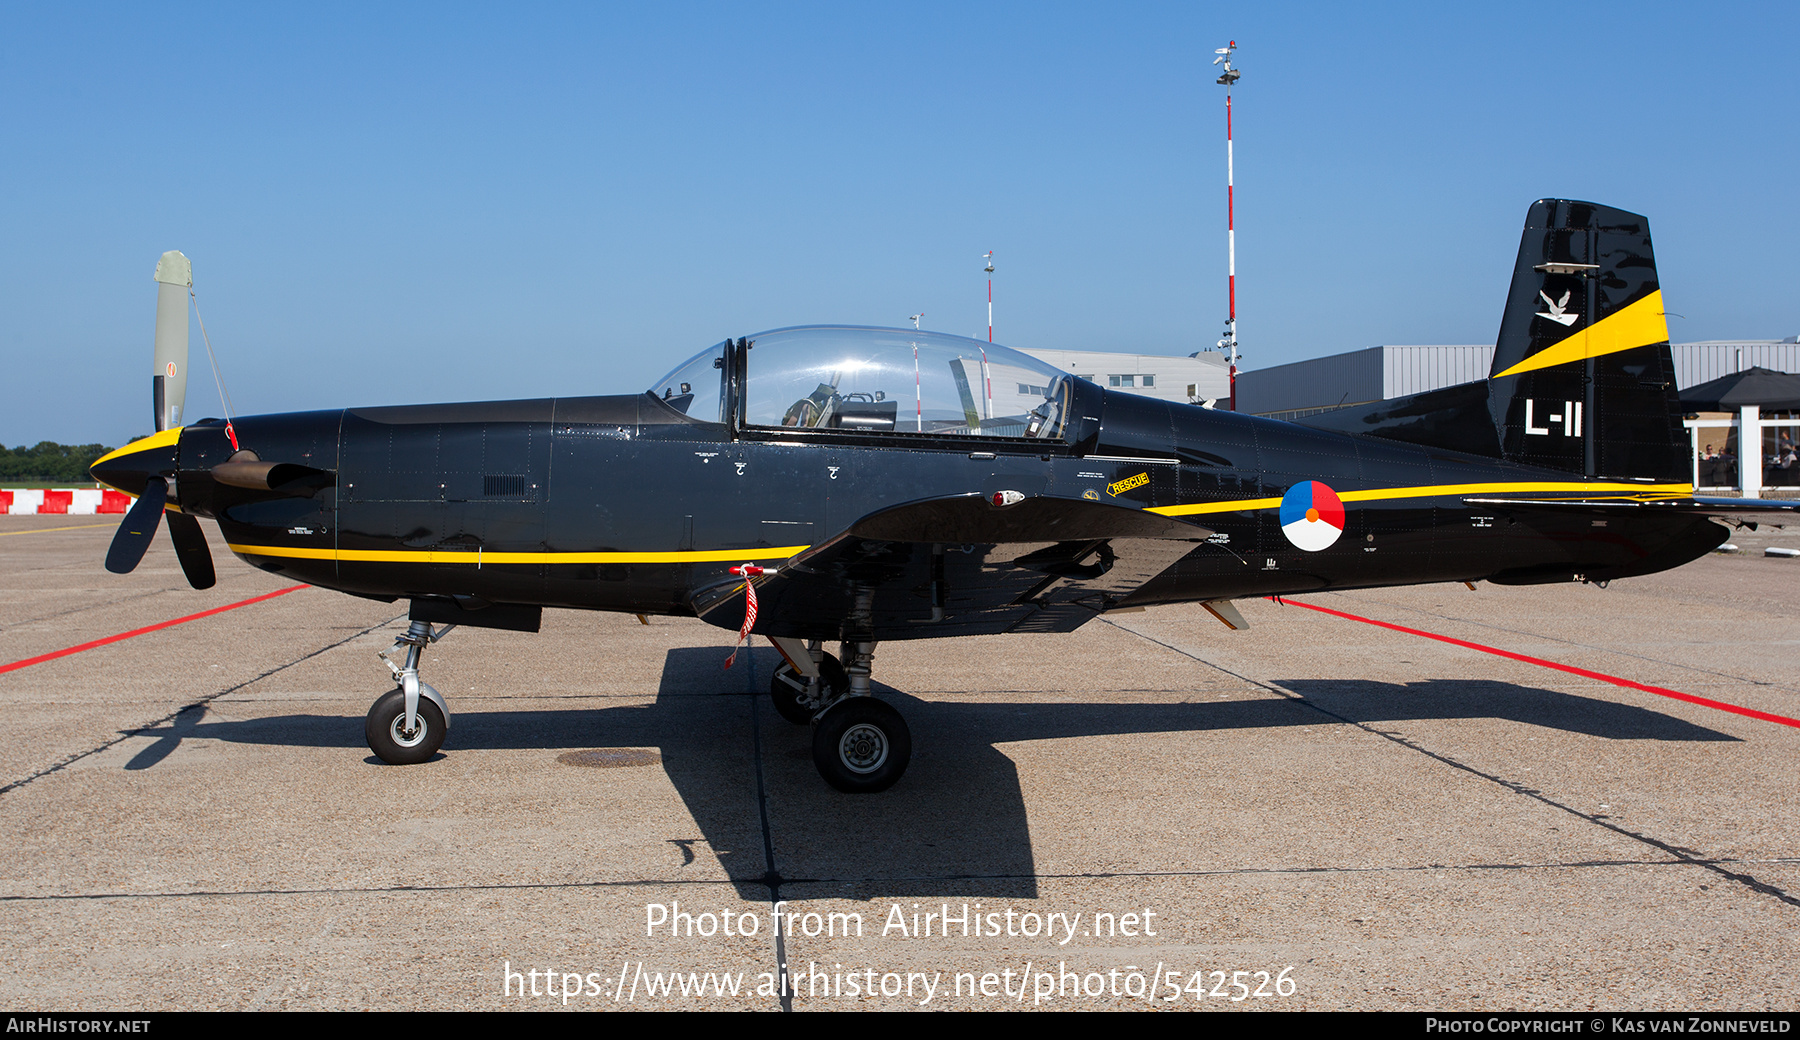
692, 494, 1210, 639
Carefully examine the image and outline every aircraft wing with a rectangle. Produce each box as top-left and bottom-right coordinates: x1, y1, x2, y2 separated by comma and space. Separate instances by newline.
690, 494, 1212, 639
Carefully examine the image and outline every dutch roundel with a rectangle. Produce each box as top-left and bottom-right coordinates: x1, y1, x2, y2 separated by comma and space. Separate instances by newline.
1279, 480, 1346, 552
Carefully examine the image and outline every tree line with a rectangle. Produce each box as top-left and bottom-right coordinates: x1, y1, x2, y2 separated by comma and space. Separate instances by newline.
0, 442, 118, 483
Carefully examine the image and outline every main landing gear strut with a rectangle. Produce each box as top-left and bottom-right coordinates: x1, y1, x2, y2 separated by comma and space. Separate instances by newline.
357, 618, 910, 792
769, 637, 912, 794
366, 619, 454, 765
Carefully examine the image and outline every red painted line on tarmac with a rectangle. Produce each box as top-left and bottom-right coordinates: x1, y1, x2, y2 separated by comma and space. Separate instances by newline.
1275, 596, 1800, 731
0, 585, 308, 676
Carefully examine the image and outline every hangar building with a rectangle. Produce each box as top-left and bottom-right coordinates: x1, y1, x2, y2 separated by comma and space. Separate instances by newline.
1020, 348, 1232, 406
1235, 339, 1800, 419
1234, 338, 1800, 494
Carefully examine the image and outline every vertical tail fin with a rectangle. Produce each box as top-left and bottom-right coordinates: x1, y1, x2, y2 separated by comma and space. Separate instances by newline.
1300, 199, 1690, 483
1487, 200, 1686, 481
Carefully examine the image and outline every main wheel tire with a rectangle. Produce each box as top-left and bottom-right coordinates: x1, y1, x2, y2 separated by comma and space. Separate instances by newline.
812, 697, 911, 793
365, 687, 446, 765
769, 652, 847, 725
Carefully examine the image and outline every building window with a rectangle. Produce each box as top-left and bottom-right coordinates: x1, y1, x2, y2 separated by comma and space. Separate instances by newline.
1141, 374, 1155, 387
1109, 374, 1136, 387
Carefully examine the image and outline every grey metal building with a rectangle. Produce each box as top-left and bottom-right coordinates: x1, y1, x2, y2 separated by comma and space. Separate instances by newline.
1669, 340, 1800, 388
1234, 345, 1495, 419
1020, 348, 1232, 406
1235, 339, 1800, 418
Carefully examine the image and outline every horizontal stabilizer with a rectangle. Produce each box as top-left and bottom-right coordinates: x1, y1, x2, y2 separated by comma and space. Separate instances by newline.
1466, 495, 1797, 529
1463, 494, 1747, 584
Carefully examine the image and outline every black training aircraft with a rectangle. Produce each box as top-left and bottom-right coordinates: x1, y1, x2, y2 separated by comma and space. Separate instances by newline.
91, 200, 1789, 792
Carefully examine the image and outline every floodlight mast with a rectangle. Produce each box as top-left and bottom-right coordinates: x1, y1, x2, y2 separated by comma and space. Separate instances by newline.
1213, 41, 1241, 410
982, 252, 995, 342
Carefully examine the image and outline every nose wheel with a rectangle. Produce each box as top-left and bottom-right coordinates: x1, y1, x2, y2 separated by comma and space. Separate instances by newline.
366, 687, 446, 764
366, 618, 453, 765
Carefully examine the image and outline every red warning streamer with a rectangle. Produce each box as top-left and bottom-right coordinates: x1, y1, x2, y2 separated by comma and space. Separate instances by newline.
1277, 597, 1800, 730
723, 565, 764, 670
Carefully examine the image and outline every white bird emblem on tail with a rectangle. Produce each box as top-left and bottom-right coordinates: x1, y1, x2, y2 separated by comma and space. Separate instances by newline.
1536, 289, 1578, 326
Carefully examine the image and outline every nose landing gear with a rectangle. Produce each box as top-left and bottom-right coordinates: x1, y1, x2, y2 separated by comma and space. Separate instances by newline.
366, 619, 453, 765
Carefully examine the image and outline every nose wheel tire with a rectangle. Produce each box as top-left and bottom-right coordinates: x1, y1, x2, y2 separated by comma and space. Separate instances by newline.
770, 652, 848, 725
365, 687, 446, 765
811, 697, 911, 793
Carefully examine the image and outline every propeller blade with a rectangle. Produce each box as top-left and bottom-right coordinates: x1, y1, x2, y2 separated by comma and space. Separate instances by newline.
165, 512, 217, 590
152, 251, 191, 433
104, 478, 168, 575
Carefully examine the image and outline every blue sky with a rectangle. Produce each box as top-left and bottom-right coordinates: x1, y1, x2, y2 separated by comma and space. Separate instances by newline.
5, 2, 1796, 447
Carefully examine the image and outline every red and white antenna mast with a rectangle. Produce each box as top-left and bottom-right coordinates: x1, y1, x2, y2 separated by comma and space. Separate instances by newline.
1213, 41, 1241, 409
982, 251, 995, 342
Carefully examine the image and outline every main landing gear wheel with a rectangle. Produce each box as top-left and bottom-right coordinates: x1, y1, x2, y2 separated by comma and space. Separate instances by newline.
770, 652, 848, 725
365, 687, 446, 765
811, 697, 911, 793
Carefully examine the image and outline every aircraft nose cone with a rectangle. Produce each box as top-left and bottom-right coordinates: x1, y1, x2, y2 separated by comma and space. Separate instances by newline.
89, 430, 180, 494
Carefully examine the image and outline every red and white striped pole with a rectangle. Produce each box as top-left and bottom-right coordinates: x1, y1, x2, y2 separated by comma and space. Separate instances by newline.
1226, 87, 1236, 407
1214, 42, 1241, 409
982, 251, 995, 342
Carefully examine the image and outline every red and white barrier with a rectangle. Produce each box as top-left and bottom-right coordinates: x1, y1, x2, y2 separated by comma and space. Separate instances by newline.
2, 489, 132, 515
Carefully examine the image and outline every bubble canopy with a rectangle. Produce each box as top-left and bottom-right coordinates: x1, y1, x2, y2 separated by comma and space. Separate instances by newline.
650, 326, 1077, 439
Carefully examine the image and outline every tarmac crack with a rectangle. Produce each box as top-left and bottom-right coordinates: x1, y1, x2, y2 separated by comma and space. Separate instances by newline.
742, 647, 793, 1012
0, 877, 774, 902
0, 612, 406, 799
10, 855, 1797, 904
4, 587, 181, 629
1102, 617, 1800, 912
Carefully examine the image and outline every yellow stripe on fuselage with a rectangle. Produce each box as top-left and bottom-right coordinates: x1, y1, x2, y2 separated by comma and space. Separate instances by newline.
1493, 290, 1670, 379
226, 544, 813, 565
224, 480, 1694, 563
1146, 480, 1693, 518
